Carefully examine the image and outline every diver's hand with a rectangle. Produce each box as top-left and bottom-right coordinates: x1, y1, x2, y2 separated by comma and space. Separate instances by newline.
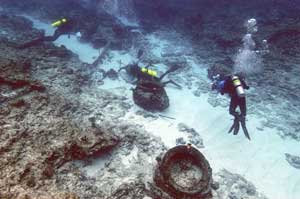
211, 82, 216, 90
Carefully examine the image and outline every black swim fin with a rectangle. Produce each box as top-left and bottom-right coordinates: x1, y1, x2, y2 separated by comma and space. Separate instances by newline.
137, 49, 144, 60
240, 117, 251, 140
159, 64, 182, 81
233, 119, 240, 135
162, 80, 182, 89
228, 120, 235, 134
228, 116, 239, 134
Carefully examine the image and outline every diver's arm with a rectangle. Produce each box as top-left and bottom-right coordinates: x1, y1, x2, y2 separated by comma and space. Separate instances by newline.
241, 78, 250, 89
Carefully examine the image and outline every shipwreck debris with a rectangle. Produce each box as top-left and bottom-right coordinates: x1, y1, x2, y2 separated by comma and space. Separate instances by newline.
133, 80, 169, 111
154, 145, 212, 199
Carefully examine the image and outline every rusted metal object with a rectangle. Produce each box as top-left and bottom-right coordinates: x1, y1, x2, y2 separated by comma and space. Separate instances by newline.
154, 145, 212, 199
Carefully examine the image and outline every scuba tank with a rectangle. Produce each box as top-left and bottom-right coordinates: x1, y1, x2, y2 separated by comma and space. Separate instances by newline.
52, 18, 67, 27
141, 67, 158, 77
231, 75, 245, 97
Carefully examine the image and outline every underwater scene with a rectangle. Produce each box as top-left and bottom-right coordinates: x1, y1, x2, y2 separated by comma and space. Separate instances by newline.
0, 0, 299, 198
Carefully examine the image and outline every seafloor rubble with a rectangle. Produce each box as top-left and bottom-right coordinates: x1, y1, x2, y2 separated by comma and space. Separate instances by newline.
0, 13, 269, 199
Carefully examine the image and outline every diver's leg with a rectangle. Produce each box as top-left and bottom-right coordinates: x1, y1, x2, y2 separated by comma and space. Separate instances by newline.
159, 65, 181, 81
239, 97, 246, 117
162, 80, 182, 89
17, 29, 63, 49
229, 96, 239, 116
43, 30, 61, 42
229, 96, 240, 135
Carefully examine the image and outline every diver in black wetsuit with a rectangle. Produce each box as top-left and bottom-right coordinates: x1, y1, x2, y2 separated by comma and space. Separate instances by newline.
18, 17, 79, 49
212, 73, 251, 140
119, 62, 182, 88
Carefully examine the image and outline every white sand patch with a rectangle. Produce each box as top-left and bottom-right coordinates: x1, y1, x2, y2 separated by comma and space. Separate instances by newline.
0, 30, 8, 35
22, 15, 55, 35
121, 145, 139, 167
21, 15, 99, 64
102, 50, 135, 70
77, 153, 112, 177
54, 35, 100, 64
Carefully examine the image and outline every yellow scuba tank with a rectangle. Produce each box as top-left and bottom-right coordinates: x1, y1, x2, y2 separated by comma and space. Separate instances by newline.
141, 67, 157, 77
231, 75, 245, 97
52, 18, 67, 27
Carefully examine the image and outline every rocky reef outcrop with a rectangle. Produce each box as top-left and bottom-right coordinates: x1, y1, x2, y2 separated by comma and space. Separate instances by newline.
285, 153, 300, 169
176, 123, 204, 148
0, 46, 120, 198
212, 169, 268, 199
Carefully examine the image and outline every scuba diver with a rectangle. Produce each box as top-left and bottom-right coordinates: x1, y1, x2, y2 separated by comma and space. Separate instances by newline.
118, 49, 182, 88
120, 63, 182, 111
18, 17, 80, 49
211, 73, 251, 140
118, 62, 182, 89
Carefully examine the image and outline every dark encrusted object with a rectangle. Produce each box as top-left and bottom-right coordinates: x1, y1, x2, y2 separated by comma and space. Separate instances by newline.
154, 145, 212, 199
133, 80, 169, 111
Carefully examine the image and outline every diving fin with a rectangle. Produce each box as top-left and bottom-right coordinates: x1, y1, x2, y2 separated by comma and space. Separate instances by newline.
233, 119, 240, 135
137, 49, 144, 60
162, 80, 182, 89
228, 120, 236, 134
159, 64, 182, 81
240, 117, 251, 140
228, 116, 239, 134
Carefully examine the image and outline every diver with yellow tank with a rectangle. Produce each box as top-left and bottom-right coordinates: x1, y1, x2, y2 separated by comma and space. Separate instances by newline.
18, 17, 79, 49
211, 73, 251, 140
119, 62, 182, 89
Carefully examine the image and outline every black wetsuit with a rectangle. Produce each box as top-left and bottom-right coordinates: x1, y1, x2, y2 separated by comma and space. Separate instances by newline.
126, 63, 181, 89
222, 75, 249, 117
46, 18, 77, 41
127, 64, 158, 82
214, 74, 251, 139
18, 18, 78, 49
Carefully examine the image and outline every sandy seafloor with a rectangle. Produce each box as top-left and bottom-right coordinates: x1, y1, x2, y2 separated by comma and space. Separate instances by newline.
24, 16, 300, 199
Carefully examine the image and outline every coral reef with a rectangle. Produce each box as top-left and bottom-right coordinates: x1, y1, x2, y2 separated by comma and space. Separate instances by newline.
176, 123, 204, 148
